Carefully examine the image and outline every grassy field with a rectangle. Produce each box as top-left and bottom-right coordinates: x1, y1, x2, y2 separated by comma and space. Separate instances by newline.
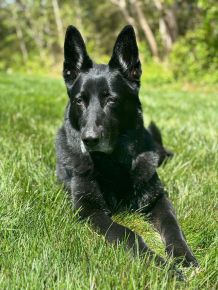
0, 73, 217, 289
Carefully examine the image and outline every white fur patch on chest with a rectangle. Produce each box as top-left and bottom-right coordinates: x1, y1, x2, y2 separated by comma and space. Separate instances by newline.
80, 140, 87, 153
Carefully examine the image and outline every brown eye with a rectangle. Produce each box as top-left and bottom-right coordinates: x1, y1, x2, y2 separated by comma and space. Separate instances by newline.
75, 98, 83, 105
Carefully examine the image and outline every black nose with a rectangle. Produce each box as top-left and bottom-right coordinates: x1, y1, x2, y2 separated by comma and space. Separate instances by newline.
82, 135, 99, 147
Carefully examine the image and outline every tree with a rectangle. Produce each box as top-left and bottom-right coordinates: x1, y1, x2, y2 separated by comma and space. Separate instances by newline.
11, 1, 28, 63
130, 0, 159, 58
110, 0, 139, 38
52, 0, 64, 49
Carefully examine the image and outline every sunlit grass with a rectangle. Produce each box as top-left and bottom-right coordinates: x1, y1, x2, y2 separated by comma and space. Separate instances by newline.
0, 73, 217, 289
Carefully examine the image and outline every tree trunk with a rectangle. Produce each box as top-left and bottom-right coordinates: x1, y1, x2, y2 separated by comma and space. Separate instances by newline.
110, 0, 139, 39
130, 0, 159, 59
19, 0, 46, 60
154, 0, 178, 54
165, 4, 178, 42
11, 3, 28, 63
52, 0, 64, 49
153, 0, 173, 54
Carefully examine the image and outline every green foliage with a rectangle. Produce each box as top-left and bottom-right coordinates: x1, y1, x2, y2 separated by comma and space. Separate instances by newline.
138, 42, 173, 85
0, 53, 54, 75
170, 29, 218, 82
170, 1, 218, 83
141, 61, 174, 85
0, 0, 217, 83
0, 73, 217, 289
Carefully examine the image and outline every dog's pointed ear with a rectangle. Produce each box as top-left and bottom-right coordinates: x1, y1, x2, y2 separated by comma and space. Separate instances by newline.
63, 26, 92, 87
109, 25, 141, 82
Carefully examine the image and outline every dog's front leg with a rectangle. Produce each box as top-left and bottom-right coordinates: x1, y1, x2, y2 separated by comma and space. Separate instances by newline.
147, 194, 199, 267
71, 174, 167, 266
131, 154, 199, 267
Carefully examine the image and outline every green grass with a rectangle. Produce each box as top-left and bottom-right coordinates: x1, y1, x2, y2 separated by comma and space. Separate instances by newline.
0, 72, 217, 289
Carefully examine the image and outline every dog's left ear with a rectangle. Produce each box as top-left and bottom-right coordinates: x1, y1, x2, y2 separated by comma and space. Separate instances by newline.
109, 25, 141, 82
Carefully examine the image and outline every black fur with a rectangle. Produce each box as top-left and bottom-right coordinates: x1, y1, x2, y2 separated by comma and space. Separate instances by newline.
56, 25, 198, 277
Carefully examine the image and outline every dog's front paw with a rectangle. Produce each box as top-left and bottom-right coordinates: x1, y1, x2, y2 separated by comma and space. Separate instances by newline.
132, 152, 159, 182
181, 253, 199, 268
169, 265, 185, 281
146, 251, 185, 281
166, 243, 199, 268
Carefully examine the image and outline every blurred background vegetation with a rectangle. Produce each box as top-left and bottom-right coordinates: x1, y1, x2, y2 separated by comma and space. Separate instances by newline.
0, 0, 217, 84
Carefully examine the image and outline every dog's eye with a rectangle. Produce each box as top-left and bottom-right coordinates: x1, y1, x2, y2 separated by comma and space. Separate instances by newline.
75, 98, 83, 105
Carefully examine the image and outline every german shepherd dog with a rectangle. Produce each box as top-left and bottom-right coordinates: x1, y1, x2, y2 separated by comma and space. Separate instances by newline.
56, 25, 198, 278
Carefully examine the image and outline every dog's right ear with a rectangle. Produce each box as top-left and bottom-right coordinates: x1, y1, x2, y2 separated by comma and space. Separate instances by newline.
63, 26, 92, 87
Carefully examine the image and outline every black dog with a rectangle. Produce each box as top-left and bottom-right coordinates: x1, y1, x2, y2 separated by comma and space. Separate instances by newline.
56, 25, 198, 276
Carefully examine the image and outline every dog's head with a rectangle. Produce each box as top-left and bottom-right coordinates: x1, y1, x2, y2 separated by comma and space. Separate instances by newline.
63, 25, 142, 153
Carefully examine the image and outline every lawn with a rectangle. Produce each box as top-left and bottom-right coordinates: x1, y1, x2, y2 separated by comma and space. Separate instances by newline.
0, 73, 217, 289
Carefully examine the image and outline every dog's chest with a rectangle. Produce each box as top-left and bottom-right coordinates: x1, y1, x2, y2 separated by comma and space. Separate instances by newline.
91, 153, 134, 210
